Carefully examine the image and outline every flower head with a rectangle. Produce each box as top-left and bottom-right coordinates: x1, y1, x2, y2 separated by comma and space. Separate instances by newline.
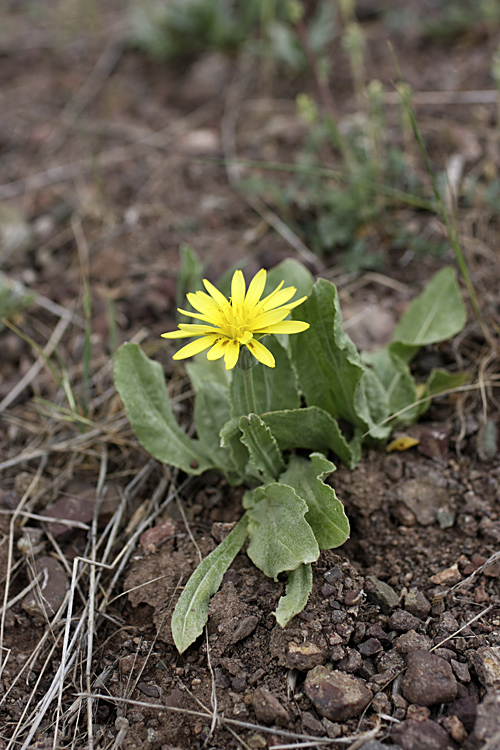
161, 268, 310, 370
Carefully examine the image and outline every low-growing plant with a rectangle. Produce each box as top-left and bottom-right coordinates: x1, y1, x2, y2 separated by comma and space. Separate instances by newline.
114, 258, 467, 653
128, 0, 334, 71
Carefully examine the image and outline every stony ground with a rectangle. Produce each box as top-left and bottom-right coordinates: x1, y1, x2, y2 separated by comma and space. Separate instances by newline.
0, 2, 500, 749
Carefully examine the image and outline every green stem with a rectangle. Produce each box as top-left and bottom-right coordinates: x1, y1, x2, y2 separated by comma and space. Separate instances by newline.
238, 347, 257, 415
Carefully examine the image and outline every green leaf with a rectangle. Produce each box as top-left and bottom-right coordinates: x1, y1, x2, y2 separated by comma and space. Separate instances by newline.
279, 453, 350, 550
264, 258, 314, 301
0, 273, 33, 330
261, 406, 355, 467
392, 267, 467, 350
246, 483, 319, 579
239, 414, 285, 482
417, 368, 469, 417
185, 358, 232, 470
290, 278, 373, 433
171, 517, 249, 653
177, 244, 204, 317
114, 343, 212, 474
220, 417, 250, 482
363, 348, 419, 429
186, 356, 229, 393
275, 563, 313, 628
230, 336, 300, 418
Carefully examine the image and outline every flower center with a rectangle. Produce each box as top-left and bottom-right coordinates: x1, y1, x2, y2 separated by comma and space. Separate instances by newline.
218, 302, 252, 340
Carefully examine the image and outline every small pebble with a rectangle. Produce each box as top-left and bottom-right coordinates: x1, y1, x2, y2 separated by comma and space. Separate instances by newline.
404, 589, 431, 618
395, 629, 433, 654
401, 650, 458, 706
365, 575, 399, 614
304, 666, 372, 721
389, 609, 421, 632
472, 646, 500, 688
392, 719, 458, 750
286, 641, 325, 671
358, 638, 383, 657
251, 687, 289, 726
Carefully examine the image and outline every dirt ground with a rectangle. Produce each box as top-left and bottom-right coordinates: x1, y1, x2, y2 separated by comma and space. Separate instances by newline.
1, 2, 500, 749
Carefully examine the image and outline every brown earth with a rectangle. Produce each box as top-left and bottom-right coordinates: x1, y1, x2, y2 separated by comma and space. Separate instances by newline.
1, 2, 500, 749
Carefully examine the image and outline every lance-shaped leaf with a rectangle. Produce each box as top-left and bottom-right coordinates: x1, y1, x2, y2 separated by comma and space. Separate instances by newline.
172, 517, 249, 653
239, 414, 285, 482
275, 563, 313, 628
230, 336, 300, 418
246, 483, 319, 579
264, 257, 314, 301
279, 453, 349, 550
261, 406, 355, 467
290, 279, 372, 433
114, 343, 212, 474
185, 359, 234, 472
391, 267, 466, 362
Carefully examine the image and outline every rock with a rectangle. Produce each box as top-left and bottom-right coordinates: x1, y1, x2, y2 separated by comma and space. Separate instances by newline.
358, 638, 383, 657
41, 494, 94, 539
472, 645, 500, 688
407, 704, 430, 721
359, 742, 403, 750
229, 615, 259, 645
371, 691, 391, 714
337, 647, 363, 673
450, 659, 470, 683
398, 479, 448, 526
139, 519, 175, 553
22, 555, 69, 619
301, 711, 325, 736
447, 696, 478, 732
436, 508, 456, 530
251, 688, 289, 726
391, 719, 457, 750
376, 649, 405, 675
401, 650, 458, 706
470, 690, 500, 744
383, 454, 404, 481
389, 609, 421, 632
395, 629, 433, 654
404, 589, 431, 618
304, 666, 372, 721
417, 428, 450, 462
285, 641, 326, 671
365, 575, 399, 614
441, 716, 467, 744
429, 564, 461, 586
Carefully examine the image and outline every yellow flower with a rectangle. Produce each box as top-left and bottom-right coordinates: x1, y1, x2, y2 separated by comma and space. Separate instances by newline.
161, 268, 310, 370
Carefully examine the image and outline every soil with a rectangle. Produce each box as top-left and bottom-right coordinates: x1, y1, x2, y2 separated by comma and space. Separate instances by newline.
1, 3, 500, 749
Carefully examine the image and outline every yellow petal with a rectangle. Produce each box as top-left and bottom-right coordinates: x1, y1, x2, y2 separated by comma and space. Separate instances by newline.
265, 320, 310, 334
206, 338, 228, 360
238, 330, 253, 345
246, 339, 275, 368
231, 270, 246, 305
245, 269, 266, 307
286, 295, 308, 311
172, 335, 217, 360
252, 307, 291, 329
161, 329, 192, 339
262, 286, 296, 311
254, 281, 284, 313
177, 308, 213, 323
203, 278, 228, 307
178, 323, 220, 334
386, 436, 420, 452
187, 291, 221, 316
224, 339, 240, 370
